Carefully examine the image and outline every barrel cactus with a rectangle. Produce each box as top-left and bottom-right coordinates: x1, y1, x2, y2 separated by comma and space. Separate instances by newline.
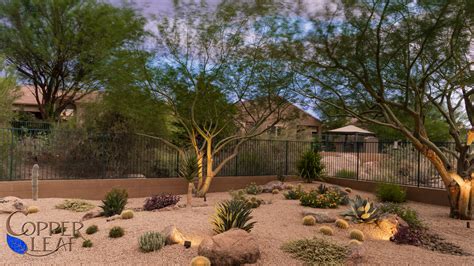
121, 209, 134, 219
190, 256, 211, 266
335, 219, 349, 229
139, 232, 165, 252
349, 229, 365, 241
341, 195, 381, 223
319, 226, 334, 236
27, 206, 39, 214
349, 239, 362, 246
302, 215, 316, 226
272, 189, 279, 194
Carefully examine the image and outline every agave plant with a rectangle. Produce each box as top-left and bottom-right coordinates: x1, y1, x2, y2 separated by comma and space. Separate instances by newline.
317, 184, 329, 194
179, 152, 199, 208
341, 195, 381, 223
212, 199, 256, 234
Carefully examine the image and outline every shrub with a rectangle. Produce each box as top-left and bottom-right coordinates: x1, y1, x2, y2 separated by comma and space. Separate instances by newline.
341, 195, 381, 223
379, 203, 424, 229
335, 169, 357, 179
302, 215, 316, 226
143, 194, 180, 211
109, 226, 124, 238
297, 150, 325, 182
300, 190, 342, 208
349, 229, 365, 241
82, 240, 93, 248
55, 199, 95, 212
121, 210, 134, 219
284, 185, 305, 200
281, 237, 349, 265
86, 225, 98, 235
335, 219, 349, 229
272, 189, 279, 194
319, 226, 334, 236
245, 182, 262, 195
212, 199, 256, 234
73, 232, 81, 238
389, 225, 422, 246
27, 206, 39, 214
376, 183, 406, 203
100, 188, 128, 217
139, 232, 165, 252
191, 256, 211, 266
317, 184, 329, 194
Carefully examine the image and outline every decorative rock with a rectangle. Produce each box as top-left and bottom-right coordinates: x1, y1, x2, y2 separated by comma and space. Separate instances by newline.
347, 245, 366, 265
81, 210, 103, 221
106, 214, 121, 222
198, 229, 260, 265
161, 225, 185, 245
261, 181, 285, 193
155, 205, 180, 212
0, 196, 27, 214
301, 210, 336, 223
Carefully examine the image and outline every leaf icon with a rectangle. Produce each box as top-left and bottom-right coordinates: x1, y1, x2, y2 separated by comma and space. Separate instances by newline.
7, 234, 28, 255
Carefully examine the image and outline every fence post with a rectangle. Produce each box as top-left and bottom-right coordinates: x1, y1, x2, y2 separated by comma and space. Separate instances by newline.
32, 164, 39, 200
176, 151, 180, 177
235, 152, 238, 176
417, 149, 421, 187
9, 129, 14, 181
356, 142, 360, 180
285, 140, 289, 176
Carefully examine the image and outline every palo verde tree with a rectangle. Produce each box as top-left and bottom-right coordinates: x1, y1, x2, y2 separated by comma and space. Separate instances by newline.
0, 0, 146, 121
286, 1, 473, 219
0, 56, 17, 126
144, 2, 294, 195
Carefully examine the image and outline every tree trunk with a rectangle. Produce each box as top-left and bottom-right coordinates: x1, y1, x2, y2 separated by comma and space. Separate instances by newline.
196, 153, 204, 191
197, 139, 214, 196
187, 182, 194, 208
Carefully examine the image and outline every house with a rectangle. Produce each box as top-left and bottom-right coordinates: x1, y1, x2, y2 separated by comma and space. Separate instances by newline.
12, 86, 100, 120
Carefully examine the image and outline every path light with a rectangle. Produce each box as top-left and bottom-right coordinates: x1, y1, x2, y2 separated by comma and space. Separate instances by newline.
184, 240, 191, 249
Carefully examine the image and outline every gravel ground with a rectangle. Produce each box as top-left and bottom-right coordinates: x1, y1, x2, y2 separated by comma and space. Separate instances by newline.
0, 181, 473, 265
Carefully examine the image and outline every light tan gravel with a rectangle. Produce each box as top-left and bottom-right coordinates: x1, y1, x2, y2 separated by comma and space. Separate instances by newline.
0, 181, 473, 265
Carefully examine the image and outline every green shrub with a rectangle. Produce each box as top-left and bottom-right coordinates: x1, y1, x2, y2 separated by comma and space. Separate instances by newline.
300, 190, 342, 208
281, 237, 349, 265
284, 185, 305, 200
376, 183, 406, 203
82, 239, 93, 248
55, 199, 95, 212
212, 199, 256, 234
138, 232, 165, 252
379, 203, 424, 229
335, 169, 357, 179
245, 182, 262, 195
341, 195, 381, 223
297, 150, 325, 182
100, 188, 128, 217
317, 184, 329, 194
109, 226, 125, 238
86, 225, 98, 235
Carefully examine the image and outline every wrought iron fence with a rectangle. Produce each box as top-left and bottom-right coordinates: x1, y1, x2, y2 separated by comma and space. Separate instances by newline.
0, 127, 455, 189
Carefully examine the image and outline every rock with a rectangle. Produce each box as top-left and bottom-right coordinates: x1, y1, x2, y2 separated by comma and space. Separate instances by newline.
0, 196, 27, 214
155, 205, 180, 212
301, 211, 336, 223
347, 245, 366, 265
161, 225, 186, 245
261, 181, 285, 193
106, 214, 121, 222
356, 219, 398, 240
178, 203, 208, 208
198, 229, 260, 265
81, 210, 103, 221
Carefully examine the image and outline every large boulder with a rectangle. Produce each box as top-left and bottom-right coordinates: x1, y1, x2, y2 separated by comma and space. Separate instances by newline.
261, 181, 284, 193
81, 210, 103, 221
198, 229, 260, 265
301, 210, 336, 223
161, 225, 185, 245
0, 196, 27, 214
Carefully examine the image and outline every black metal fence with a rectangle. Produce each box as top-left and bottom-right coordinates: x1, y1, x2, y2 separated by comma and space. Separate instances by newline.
0, 127, 455, 190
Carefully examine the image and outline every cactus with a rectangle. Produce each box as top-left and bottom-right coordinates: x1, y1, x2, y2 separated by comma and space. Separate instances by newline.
86, 225, 98, 235
109, 226, 124, 238
27, 206, 39, 214
349, 229, 365, 241
319, 226, 334, 236
341, 195, 381, 223
302, 215, 316, 226
82, 239, 93, 248
348, 239, 362, 246
31, 164, 39, 201
272, 189, 279, 194
139, 232, 165, 252
190, 256, 211, 266
335, 219, 349, 229
121, 209, 134, 219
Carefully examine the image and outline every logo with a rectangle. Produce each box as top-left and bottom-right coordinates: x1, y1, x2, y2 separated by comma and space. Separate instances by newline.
5, 211, 84, 257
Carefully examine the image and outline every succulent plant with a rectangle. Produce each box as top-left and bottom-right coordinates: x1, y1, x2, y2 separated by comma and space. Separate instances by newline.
82, 239, 93, 248
272, 189, 279, 194
212, 199, 256, 234
27, 206, 39, 214
317, 184, 329, 194
319, 226, 334, 236
51, 226, 66, 235
139, 232, 165, 252
86, 225, 98, 235
341, 195, 381, 223
245, 182, 263, 195
121, 209, 134, 219
143, 194, 180, 211
284, 185, 305, 200
55, 199, 95, 212
348, 239, 362, 246
100, 188, 128, 217
335, 219, 349, 229
109, 226, 124, 238
349, 229, 365, 241
190, 256, 211, 266
302, 215, 316, 226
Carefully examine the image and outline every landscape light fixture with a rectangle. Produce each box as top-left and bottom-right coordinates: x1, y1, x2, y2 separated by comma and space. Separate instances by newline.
184, 241, 192, 249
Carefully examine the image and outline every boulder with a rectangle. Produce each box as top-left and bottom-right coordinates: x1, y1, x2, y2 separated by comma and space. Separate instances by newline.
355, 217, 399, 240
161, 225, 185, 245
261, 181, 285, 193
0, 196, 27, 214
81, 210, 103, 221
106, 214, 121, 222
198, 229, 260, 265
301, 210, 336, 223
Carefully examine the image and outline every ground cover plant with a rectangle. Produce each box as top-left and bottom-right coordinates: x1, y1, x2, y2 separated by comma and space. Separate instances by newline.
284, 184, 305, 200
55, 199, 95, 212
229, 190, 264, 209
143, 194, 180, 211
281, 237, 349, 265
244, 182, 262, 195
299, 190, 343, 208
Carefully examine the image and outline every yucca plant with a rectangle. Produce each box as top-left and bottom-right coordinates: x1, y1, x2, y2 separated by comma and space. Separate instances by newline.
341, 195, 381, 223
179, 152, 199, 208
297, 150, 325, 183
212, 199, 256, 234
100, 188, 128, 217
